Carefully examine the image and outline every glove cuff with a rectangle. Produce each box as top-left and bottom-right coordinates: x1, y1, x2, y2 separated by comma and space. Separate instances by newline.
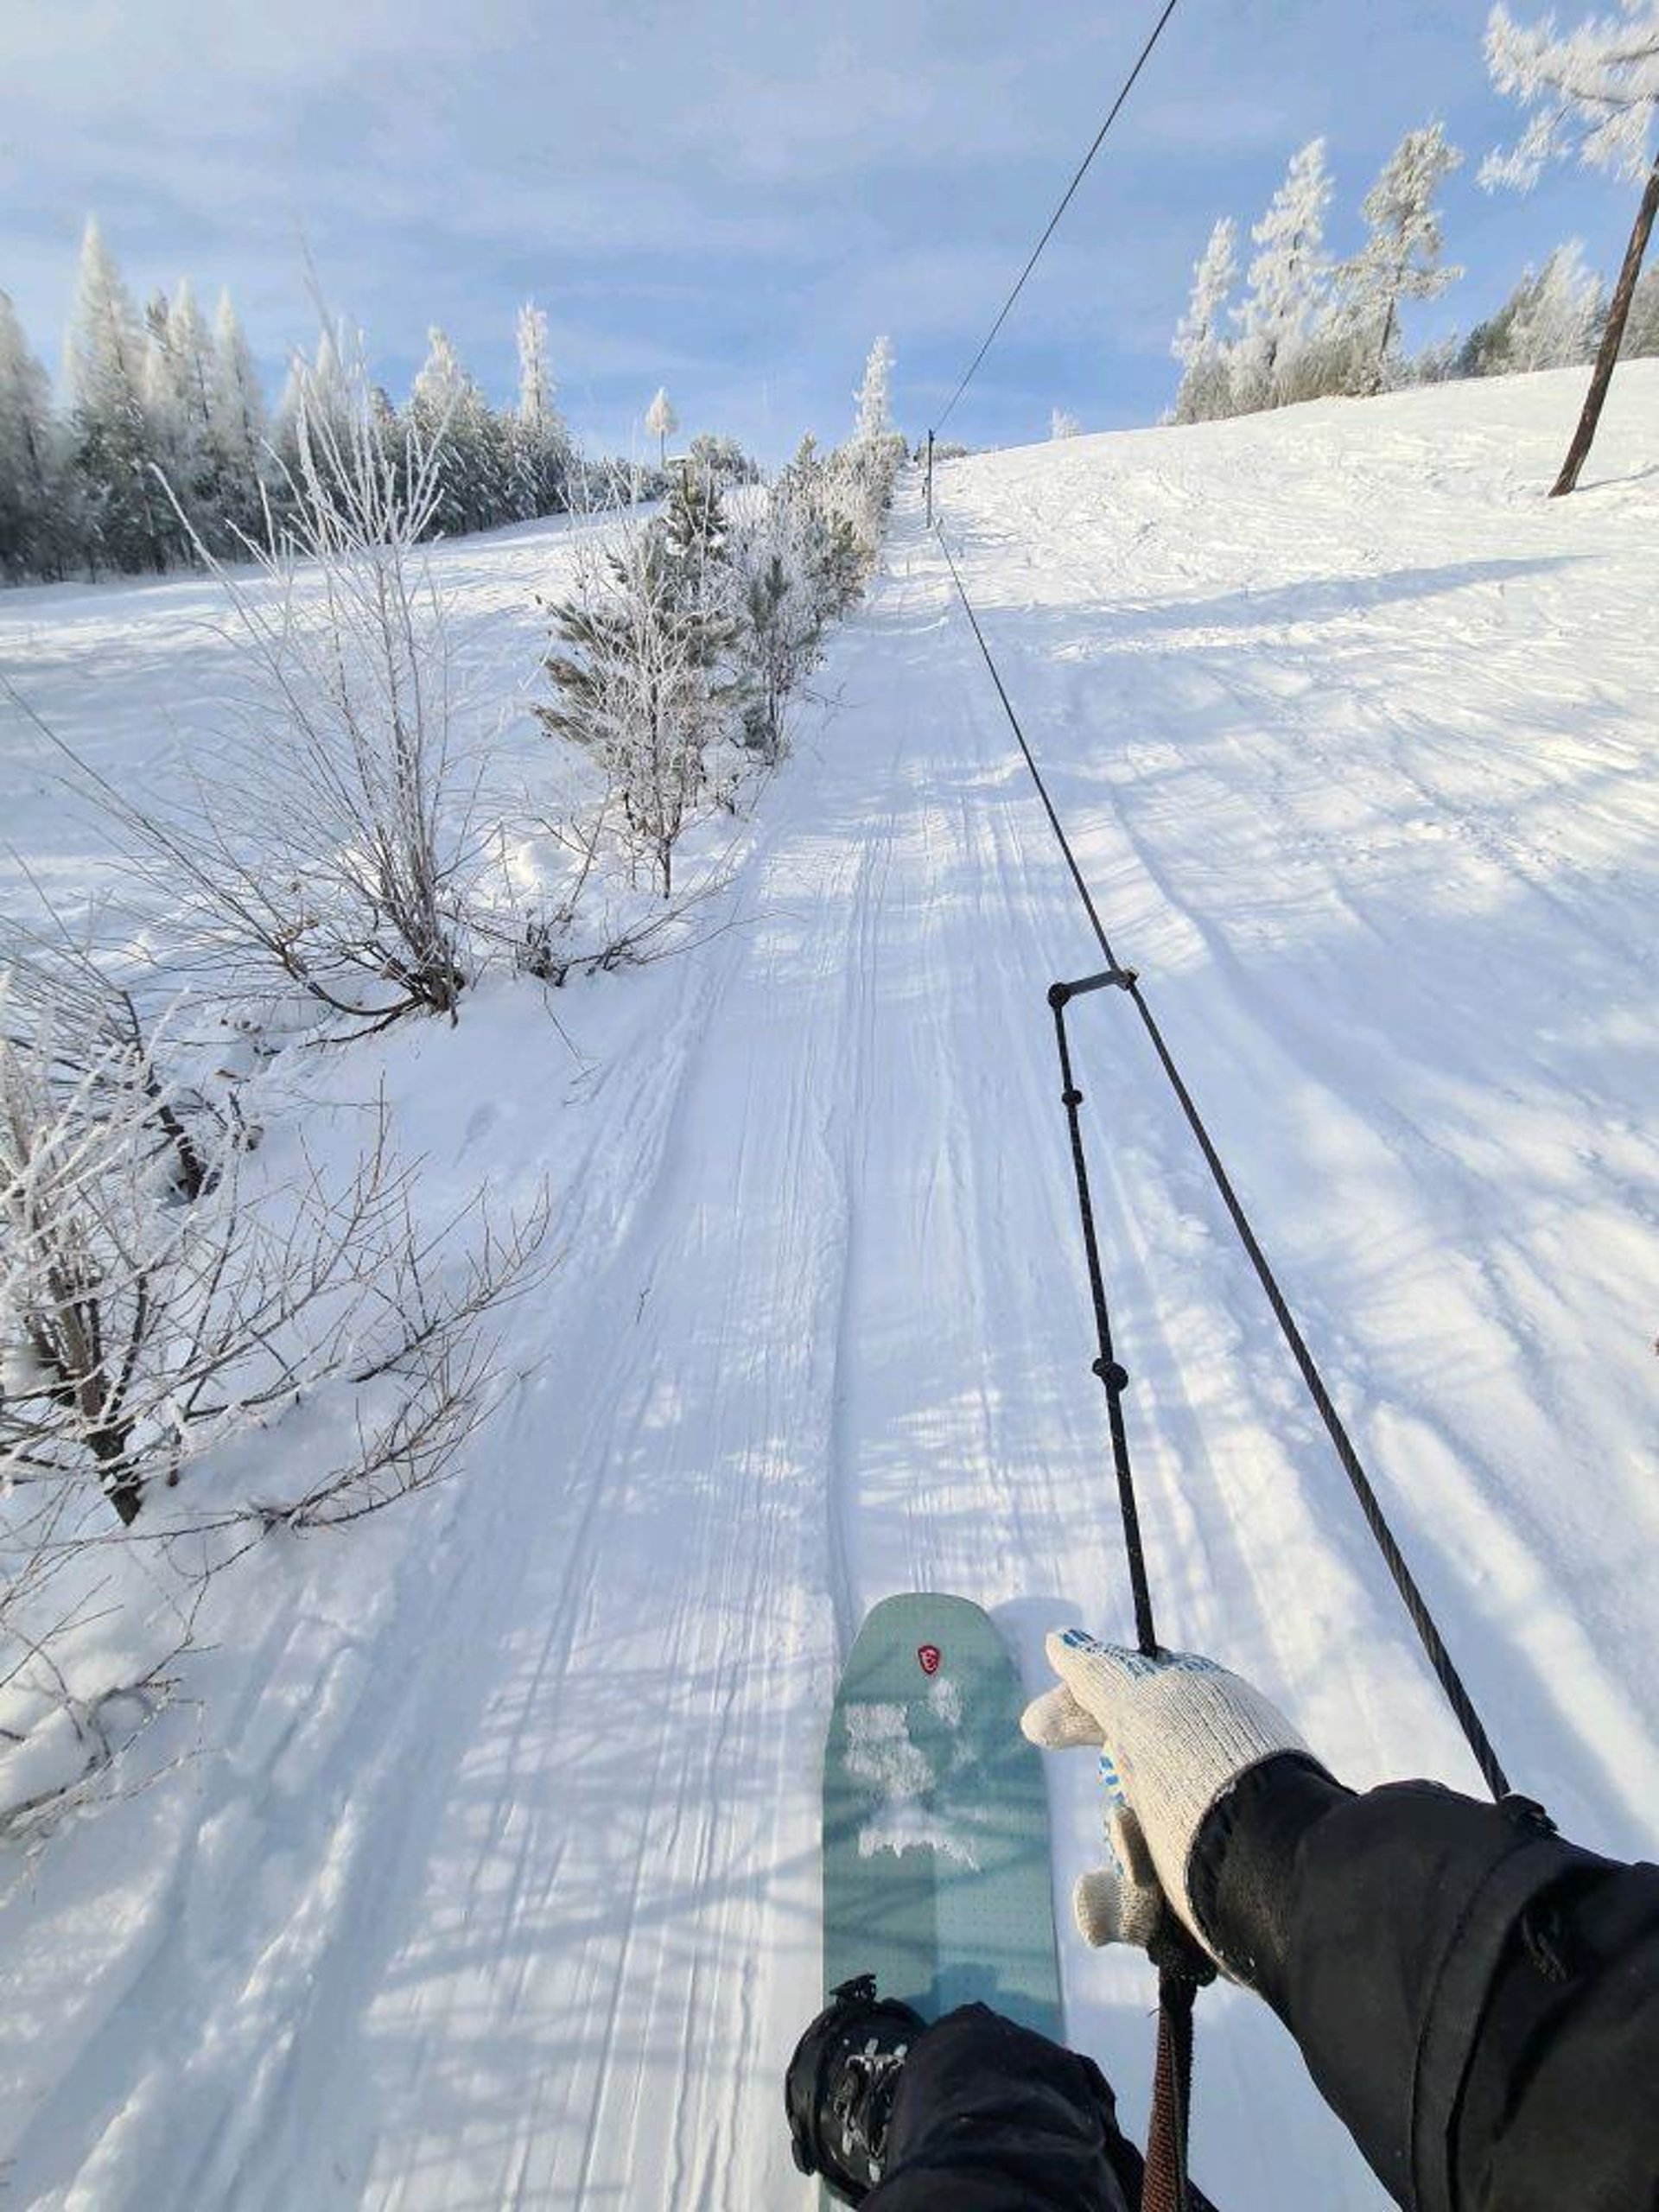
1104, 1664, 1313, 1962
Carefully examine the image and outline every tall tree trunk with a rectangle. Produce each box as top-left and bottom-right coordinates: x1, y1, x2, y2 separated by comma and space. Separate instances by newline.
1369, 299, 1399, 397
1552, 154, 1659, 498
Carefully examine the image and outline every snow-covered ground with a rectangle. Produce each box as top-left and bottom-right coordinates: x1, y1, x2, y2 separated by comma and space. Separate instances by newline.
1, 365, 1656, 2208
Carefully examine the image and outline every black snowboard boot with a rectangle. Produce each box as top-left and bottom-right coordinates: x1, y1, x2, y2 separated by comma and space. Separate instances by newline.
785, 1974, 925, 2204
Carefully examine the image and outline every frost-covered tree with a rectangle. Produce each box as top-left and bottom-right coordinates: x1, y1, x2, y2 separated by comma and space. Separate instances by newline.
1625, 258, 1659, 346
1337, 124, 1464, 392
645, 385, 677, 470
1172, 216, 1240, 421
726, 469, 835, 763
539, 520, 739, 898
1234, 140, 1335, 409
511, 302, 568, 518
687, 431, 760, 486
410, 326, 507, 536
1483, 0, 1659, 491
1509, 239, 1605, 364
661, 455, 729, 573
67, 217, 168, 574
206, 289, 269, 546
274, 324, 357, 506
142, 277, 219, 555
164, 281, 216, 448
854, 335, 896, 440
409, 326, 468, 512
1049, 407, 1082, 439
0, 292, 67, 581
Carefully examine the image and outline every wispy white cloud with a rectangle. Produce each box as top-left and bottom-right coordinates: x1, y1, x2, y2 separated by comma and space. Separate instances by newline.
2, 0, 1645, 455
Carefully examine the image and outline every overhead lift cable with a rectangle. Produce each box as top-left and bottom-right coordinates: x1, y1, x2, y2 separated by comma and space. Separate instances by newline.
931, 0, 1182, 438
916, 16, 1510, 2195
933, 525, 1514, 1808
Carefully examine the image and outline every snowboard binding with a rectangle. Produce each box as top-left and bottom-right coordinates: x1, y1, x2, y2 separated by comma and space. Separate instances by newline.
785, 1973, 925, 2204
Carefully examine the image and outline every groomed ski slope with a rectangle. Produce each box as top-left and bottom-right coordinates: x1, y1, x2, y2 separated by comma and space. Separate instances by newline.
1, 365, 1656, 2209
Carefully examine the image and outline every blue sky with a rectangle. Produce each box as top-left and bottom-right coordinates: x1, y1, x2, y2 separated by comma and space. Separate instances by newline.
1, 0, 1645, 461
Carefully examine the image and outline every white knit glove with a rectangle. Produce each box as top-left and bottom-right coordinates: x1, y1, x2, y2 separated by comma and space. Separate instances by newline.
1021, 1629, 1314, 1970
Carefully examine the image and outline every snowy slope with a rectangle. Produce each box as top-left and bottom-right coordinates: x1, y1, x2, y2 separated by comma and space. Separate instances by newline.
1, 365, 1656, 2209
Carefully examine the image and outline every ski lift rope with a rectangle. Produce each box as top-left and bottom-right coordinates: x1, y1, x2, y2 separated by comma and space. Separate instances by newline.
931, 522, 1513, 1808
931, 0, 1184, 437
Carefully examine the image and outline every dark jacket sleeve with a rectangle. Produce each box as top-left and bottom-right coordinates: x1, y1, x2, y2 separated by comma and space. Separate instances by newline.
863, 2002, 1138, 2212
1189, 1753, 1659, 2212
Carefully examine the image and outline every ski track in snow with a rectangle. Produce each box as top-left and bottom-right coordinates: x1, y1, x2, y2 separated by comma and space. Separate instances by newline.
0, 368, 1656, 2207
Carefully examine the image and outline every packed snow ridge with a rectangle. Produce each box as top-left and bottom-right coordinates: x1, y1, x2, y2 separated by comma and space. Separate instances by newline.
0, 365, 1655, 2209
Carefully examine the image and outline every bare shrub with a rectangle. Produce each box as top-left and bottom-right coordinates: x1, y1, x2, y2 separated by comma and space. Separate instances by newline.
0, 989, 544, 1534
18, 371, 489, 1033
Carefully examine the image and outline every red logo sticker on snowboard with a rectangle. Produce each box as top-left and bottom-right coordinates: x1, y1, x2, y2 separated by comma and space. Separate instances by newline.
917, 1643, 942, 1676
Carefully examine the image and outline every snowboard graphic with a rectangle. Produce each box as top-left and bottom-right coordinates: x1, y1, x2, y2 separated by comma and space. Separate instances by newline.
823, 1593, 1062, 2039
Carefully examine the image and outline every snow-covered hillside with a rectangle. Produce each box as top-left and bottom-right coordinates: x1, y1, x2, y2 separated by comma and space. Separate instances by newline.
1, 365, 1656, 2208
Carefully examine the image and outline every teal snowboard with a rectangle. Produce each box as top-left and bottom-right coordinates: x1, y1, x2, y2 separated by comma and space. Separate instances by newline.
823, 1593, 1062, 2040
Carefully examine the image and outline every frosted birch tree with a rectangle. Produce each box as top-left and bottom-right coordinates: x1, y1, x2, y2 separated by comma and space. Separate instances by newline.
645, 385, 677, 470
1337, 124, 1464, 392
1483, 0, 1659, 491
1172, 216, 1240, 420
1235, 140, 1334, 408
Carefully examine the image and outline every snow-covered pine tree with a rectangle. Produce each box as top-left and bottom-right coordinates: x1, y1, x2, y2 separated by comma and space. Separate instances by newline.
661, 455, 729, 574
1336, 124, 1464, 393
271, 357, 304, 486
511, 302, 568, 519
539, 519, 739, 898
645, 385, 677, 471
727, 470, 830, 762
780, 433, 866, 617
273, 324, 356, 517
143, 278, 219, 555
1483, 0, 1659, 491
1234, 140, 1335, 410
409, 327, 466, 528
0, 290, 68, 580
410, 326, 507, 536
1172, 216, 1240, 421
140, 289, 181, 498
1049, 408, 1082, 438
67, 217, 168, 574
687, 432, 760, 486
206, 289, 269, 548
853, 336, 895, 441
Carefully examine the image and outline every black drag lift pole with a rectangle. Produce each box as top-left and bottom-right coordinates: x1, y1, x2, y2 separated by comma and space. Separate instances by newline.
1048, 972, 1158, 1658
